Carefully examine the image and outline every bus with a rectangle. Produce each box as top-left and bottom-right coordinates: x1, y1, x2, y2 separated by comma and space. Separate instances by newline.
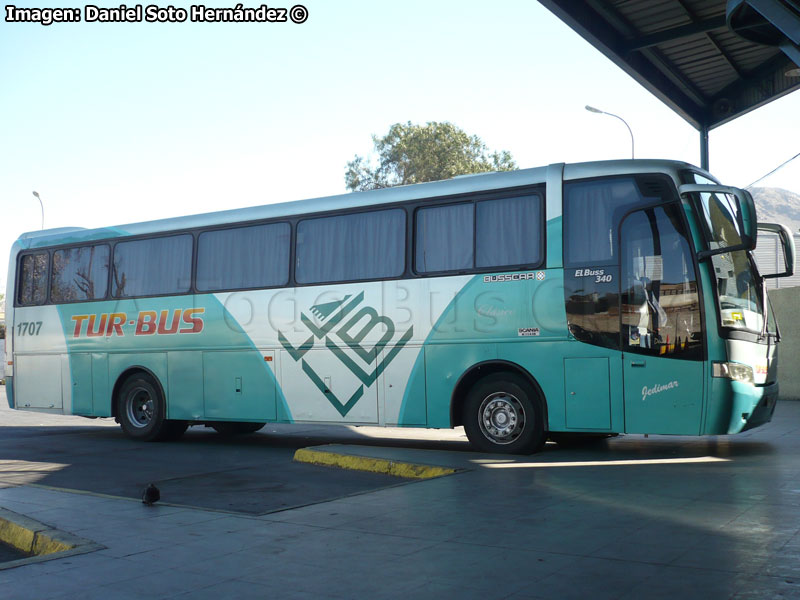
3, 160, 795, 454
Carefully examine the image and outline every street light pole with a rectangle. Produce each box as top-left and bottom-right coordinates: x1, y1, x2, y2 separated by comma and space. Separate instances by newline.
32, 191, 44, 229
585, 105, 635, 159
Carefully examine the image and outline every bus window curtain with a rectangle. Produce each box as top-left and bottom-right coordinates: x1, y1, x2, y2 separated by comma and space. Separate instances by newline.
113, 235, 192, 297
565, 178, 646, 266
416, 203, 473, 273
296, 209, 405, 284
197, 223, 290, 291
476, 195, 541, 267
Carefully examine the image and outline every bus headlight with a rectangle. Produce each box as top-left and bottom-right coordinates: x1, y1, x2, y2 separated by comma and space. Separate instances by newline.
712, 362, 754, 384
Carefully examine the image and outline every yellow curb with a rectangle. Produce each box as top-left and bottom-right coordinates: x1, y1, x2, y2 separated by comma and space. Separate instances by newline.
0, 508, 103, 568
0, 516, 74, 556
293, 448, 458, 480
0, 518, 36, 553
32, 535, 74, 555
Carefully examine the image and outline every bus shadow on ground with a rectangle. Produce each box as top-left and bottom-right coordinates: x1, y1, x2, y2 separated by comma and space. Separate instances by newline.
0, 416, 781, 515
0, 422, 474, 515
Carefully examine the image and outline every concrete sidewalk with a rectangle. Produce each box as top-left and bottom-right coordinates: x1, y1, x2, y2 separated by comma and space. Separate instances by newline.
1, 401, 800, 599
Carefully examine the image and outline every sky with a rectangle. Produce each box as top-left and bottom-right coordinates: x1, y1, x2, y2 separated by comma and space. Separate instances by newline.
2, 0, 799, 294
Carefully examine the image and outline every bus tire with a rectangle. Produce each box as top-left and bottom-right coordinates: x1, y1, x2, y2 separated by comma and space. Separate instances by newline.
463, 373, 546, 454
210, 422, 265, 436
116, 373, 182, 442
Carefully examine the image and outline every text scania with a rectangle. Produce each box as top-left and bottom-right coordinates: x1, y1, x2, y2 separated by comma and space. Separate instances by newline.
71, 309, 205, 338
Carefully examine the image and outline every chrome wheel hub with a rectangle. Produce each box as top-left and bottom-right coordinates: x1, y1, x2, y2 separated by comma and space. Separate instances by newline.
478, 392, 525, 445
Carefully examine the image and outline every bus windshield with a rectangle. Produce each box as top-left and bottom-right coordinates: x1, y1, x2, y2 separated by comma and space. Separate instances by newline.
683, 173, 766, 335
710, 250, 764, 333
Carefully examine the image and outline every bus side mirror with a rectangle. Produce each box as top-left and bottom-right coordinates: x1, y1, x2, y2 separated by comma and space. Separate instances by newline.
679, 184, 756, 258
757, 222, 796, 279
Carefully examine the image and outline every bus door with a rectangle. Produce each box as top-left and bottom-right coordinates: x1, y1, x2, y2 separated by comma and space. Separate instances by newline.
618, 204, 705, 434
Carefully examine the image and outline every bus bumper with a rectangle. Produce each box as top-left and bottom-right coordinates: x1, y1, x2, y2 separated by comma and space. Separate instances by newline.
730, 380, 778, 434
5, 376, 13, 409
740, 381, 778, 432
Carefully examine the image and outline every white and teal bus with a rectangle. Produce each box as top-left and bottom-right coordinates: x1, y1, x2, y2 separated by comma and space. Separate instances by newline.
4, 160, 795, 454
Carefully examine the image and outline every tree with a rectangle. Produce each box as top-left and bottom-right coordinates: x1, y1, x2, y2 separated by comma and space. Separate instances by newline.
345, 121, 516, 191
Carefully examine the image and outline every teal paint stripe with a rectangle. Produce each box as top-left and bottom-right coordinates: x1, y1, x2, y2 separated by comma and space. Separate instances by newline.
397, 352, 423, 426
5, 377, 13, 408
546, 216, 563, 270
397, 275, 483, 426
546, 162, 564, 269
26, 227, 130, 249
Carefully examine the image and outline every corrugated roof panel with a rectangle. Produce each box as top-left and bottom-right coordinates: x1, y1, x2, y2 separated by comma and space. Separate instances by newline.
539, 0, 800, 128
614, 0, 692, 34
659, 37, 717, 61
683, 0, 725, 20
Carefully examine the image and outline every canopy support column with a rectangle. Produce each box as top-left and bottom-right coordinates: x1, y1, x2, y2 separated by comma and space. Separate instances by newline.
700, 124, 709, 171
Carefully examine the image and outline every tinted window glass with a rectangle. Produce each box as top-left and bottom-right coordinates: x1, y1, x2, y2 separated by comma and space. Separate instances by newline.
197, 223, 290, 291
415, 203, 473, 273
564, 178, 653, 266
476, 195, 542, 267
296, 209, 405, 284
51, 245, 110, 302
620, 204, 703, 360
112, 235, 192, 298
564, 266, 620, 350
563, 176, 677, 351
18, 253, 49, 305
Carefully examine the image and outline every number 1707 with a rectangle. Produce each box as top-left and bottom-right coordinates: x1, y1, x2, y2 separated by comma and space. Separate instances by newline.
17, 321, 43, 336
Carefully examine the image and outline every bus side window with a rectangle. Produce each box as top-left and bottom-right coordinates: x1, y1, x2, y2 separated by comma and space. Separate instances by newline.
112, 235, 193, 298
476, 195, 542, 268
18, 252, 49, 306
415, 203, 473, 273
197, 222, 290, 291
51, 245, 110, 302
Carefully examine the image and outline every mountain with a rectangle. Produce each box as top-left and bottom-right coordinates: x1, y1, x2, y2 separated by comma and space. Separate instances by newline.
751, 187, 800, 233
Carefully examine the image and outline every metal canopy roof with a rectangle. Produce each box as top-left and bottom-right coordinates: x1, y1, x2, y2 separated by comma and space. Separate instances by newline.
539, 0, 800, 135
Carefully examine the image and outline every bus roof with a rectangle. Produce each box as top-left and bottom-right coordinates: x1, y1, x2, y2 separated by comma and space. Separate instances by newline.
14, 159, 706, 250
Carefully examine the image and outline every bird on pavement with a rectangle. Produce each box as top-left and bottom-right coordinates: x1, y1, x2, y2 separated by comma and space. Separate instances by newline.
142, 483, 160, 505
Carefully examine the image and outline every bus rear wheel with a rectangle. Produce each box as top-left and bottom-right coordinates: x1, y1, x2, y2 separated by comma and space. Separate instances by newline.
463, 373, 546, 454
116, 374, 186, 442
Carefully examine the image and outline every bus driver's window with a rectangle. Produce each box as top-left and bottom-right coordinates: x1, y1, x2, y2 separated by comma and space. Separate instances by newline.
621, 204, 703, 360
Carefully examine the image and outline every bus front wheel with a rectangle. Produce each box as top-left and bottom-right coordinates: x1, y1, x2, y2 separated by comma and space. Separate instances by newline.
463, 373, 546, 455
116, 374, 186, 442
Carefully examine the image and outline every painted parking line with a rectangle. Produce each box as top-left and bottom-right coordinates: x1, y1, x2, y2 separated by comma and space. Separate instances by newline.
293, 447, 460, 479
